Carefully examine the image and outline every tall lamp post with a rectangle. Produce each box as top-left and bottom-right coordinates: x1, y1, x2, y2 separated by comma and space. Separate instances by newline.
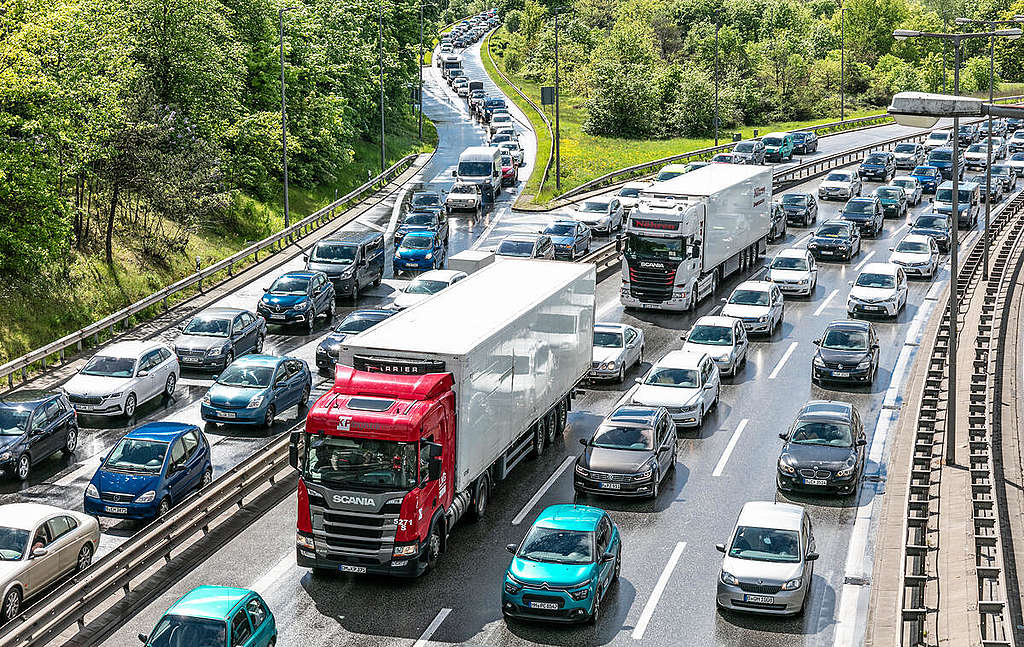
953, 15, 1024, 281
279, 6, 301, 230
418, 0, 424, 140
893, 28, 1022, 468
839, 0, 845, 121
553, 9, 569, 191
378, 1, 386, 174
714, 11, 721, 146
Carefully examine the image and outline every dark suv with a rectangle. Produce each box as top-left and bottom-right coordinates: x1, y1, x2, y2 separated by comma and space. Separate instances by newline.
807, 219, 862, 261
304, 231, 385, 303
0, 391, 78, 481
776, 400, 867, 496
841, 197, 884, 237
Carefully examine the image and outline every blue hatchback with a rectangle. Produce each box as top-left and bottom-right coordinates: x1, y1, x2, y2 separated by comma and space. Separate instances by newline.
502, 504, 621, 624
139, 585, 276, 647
393, 231, 445, 274
542, 220, 592, 260
911, 165, 942, 193
201, 355, 311, 427
85, 422, 212, 520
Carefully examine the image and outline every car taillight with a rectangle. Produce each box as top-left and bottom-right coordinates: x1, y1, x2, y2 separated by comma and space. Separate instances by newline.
297, 478, 312, 533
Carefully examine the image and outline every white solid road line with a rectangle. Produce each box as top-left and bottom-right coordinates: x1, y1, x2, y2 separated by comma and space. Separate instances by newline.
853, 250, 876, 271
712, 418, 749, 477
413, 608, 452, 647
814, 289, 840, 316
251, 551, 295, 595
631, 541, 686, 640
768, 342, 798, 379
795, 233, 812, 246
512, 456, 576, 525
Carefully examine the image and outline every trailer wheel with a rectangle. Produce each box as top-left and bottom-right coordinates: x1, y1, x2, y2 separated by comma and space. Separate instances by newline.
470, 474, 490, 522
531, 422, 545, 458
545, 410, 558, 444
556, 399, 568, 435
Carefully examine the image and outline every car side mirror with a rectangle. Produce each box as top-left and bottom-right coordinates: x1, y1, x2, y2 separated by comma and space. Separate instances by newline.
857, 438, 868, 446
137, 370, 150, 377
601, 552, 615, 563
302, 253, 309, 261
680, 333, 687, 341
635, 378, 643, 384
506, 543, 517, 554
31, 547, 48, 558
138, 634, 149, 644
806, 552, 820, 561
888, 247, 894, 251
451, 170, 457, 177
288, 431, 301, 469
779, 432, 788, 440
579, 438, 589, 447
715, 543, 726, 553
719, 297, 727, 303
176, 323, 185, 332
263, 286, 270, 293
812, 338, 821, 346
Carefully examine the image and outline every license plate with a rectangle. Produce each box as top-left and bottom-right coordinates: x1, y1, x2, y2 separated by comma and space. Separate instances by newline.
339, 565, 367, 574
104, 506, 128, 514
833, 371, 850, 377
77, 405, 96, 412
183, 356, 201, 363
599, 482, 621, 490
744, 594, 775, 604
270, 314, 286, 320
863, 305, 883, 311
819, 251, 833, 255
529, 601, 559, 610
218, 411, 236, 419
804, 478, 828, 486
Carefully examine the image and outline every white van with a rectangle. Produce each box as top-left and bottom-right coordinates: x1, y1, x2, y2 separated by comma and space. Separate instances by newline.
454, 146, 502, 203
924, 130, 952, 152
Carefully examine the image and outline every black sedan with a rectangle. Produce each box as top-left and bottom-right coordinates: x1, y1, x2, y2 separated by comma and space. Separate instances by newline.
776, 401, 867, 496
807, 219, 862, 261
574, 406, 676, 499
811, 320, 879, 385
841, 197, 884, 237
780, 192, 818, 226
971, 174, 1004, 203
315, 309, 395, 373
910, 213, 952, 253
792, 130, 819, 154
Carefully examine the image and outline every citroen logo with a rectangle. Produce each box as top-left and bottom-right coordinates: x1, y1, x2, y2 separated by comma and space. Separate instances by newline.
541, 582, 550, 590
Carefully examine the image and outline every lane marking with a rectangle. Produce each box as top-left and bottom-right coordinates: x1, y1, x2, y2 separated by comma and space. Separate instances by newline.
853, 250, 876, 271
251, 552, 294, 595
768, 342, 798, 379
892, 223, 908, 239
795, 233, 812, 246
814, 289, 840, 316
631, 541, 686, 640
596, 299, 620, 320
511, 456, 575, 525
358, 217, 385, 232
712, 419, 749, 477
412, 608, 452, 647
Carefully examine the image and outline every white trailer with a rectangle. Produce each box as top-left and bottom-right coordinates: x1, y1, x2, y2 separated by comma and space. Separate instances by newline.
620, 164, 772, 311
447, 249, 494, 275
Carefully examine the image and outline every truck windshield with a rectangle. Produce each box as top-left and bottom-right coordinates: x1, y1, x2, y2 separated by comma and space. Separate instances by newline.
305, 436, 418, 490
625, 233, 684, 261
458, 161, 492, 177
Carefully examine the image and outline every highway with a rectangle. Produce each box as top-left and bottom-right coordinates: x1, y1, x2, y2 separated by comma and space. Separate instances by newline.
5, 25, 1003, 647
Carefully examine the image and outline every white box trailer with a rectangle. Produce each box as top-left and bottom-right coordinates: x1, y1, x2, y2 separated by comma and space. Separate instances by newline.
339, 259, 594, 492
447, 249, 494, 275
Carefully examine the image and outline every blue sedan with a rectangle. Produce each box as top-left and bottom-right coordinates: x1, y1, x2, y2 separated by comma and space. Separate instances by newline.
84, 422, 212, 520
201, 355, 312, 427
542, 219, 592, 260
394, 231, 445, 274
911, 165, 942, 193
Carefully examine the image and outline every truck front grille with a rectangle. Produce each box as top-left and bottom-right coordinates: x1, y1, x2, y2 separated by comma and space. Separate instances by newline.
628, 266, 675, 303
308, 491, 400, 557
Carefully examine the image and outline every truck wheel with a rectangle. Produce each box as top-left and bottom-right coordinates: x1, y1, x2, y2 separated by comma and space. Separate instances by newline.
531, 423, 545, 458
470, 474, 490, 522
425, 520, 443, 571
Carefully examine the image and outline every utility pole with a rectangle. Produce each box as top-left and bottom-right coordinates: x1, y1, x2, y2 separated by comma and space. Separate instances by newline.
279, 7, 299, 230
839, 0, 845, 121
714, 14, 720, 146
554, 10, 562, 191
379, 1, 386, 174
418, 0, 424, 140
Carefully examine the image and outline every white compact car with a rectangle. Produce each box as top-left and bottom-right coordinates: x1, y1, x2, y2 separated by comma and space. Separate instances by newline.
590, 322, 645, 382
392, 269, 468, 310
574, 198, 624, 235
889, 176, 923, 206
848, 262, 909, 318
616, 181, 650, 214
818, 170, 862, 201
721, 281, 785, 335
889, 234, 939, 279
498, 141, 525, 166
0, 503, 100, 622
445, 182, 482, 215
766, 248, 818, 296
631, 350, 720, 428
63, 341, 179, 419
682, 316, 748, 377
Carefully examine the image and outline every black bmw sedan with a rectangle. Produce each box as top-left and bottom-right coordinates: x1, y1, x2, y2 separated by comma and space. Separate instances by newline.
777, 401, 867, 496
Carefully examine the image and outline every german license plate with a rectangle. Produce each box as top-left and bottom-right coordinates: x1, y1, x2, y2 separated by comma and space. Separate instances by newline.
864, 305, 883, 311
339, 565, 367, 574
529, 601, 559, 610
599, 482, 621, 490
183, 356, 201, 363
104, 506, 128, 514
833, 371, 850, 378
744, 594, 774, 604
270, 314, 286, 320
804, 478, 828, 486
218, 411, 236, 419
819, 250, 832, 255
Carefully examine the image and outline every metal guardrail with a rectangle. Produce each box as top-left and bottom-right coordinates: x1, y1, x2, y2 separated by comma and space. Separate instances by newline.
0, 154, 420, 390
0, 431, 296, 647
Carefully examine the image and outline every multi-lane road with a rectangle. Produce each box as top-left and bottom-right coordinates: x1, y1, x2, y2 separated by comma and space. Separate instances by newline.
5, 29, 1004, 647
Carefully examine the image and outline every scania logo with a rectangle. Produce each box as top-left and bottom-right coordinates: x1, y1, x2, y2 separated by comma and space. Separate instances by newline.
333, 495, 376, 506
639, 262, 663, 269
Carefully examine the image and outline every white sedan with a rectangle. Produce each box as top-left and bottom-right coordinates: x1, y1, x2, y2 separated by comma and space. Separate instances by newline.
818, 170, 862, 201
392, 270, 468, 310
63, 341, 179, 419
589, 323, 644, 382
681, 316, 748, 377
574, 198, 624, 235
890, 176, 923, 206
766, 248, 818, 296
721, 281, 785, 335
889, 234, 939, 279
631, 350, 720, 428
848, 262, 909, 318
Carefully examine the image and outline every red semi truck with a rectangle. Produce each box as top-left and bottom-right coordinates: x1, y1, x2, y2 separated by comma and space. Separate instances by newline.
290, 260, 595, 576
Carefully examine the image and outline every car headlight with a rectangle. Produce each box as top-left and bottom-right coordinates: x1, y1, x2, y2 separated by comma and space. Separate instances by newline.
575, 463, 590, 477
504, 573, 523, 594
797, 278, 808, 284
721, 570, 739, 585
603, 361, 617, 370
715, 352, 731, 362
247, 394, 265, 409
778, 457, 795, 474
635, 460, 656, 480
135, 490, 156, 504
425, 253, 433, 260
86, 483, 99, 499
837, 456, 858, 478
781, 577, 803, 591
758, 315, 768, 322
393, 543, 419, 558
202, 393, 212, 405
208, 346, 223, 357
857, 358, 872, 369
294, 301, 309, 311
105, 392, 123, 400
813, 356, 826, 367
569, 580, 592, 600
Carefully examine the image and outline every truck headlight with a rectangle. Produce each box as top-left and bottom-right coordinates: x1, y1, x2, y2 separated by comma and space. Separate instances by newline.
86, 483, 99, 499
781, 577, 803, 591
247, 394, 265, 409
296, 532, 315, 550
393, 543, 419, 558
135, 490, 156, 504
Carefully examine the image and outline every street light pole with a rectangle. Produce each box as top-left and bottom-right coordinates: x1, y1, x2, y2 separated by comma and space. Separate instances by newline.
840, 1, 845, 121
418, 0, 424, 140
554, 11, 562, 191
279, 7, 299, 230
714, 15, 720, 146
379, 0, 386, 174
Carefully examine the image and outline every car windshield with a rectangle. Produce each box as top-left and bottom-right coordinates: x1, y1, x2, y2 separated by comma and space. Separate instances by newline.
644, 367, 699, 387
0, 527, 29, 561
822, 329, 868, 350
713, 155, 733, 162
928, 133, 948, 141
844, 201, 874, 214
517, 526, 593, 565
625, 233, 684, 261
81, 355, 136, 378
618, 187, 641, 198
451, 183, 477, 195
544, 223, 576, 236
591, 425, 654, 450
816, 224, 847, 237
336, 315, 384, 334
182, 316, 230, 337
734, 142, 755, 152
580, 202, 607, 213
895, 144, 918, 153
269, 276, 309, 295
856, 272, 896, 288
656, 170, 684, 181
993, 166, 1010, 175
936, 188, 973, 203
826, 173, 851, 182
915, 215, 947, 229
790, 420, 853, 446
0, 407, 30, 436
896, 239, 929, 253
458, 161, 492, 177
763, 137, 783, 146
1012, 153, 1024, 161
729, 526, 801, 563
967, 144, 986, 153
594, 331, 623, 348
501, 155, 513, 166
404, 278, 447, 295
771, 256, 808, 271
401, 236, 434, 250
304, 435, 417, 490
688, 325, 733, 346
892, 179, 915, 190
782, 194, 808, 205
104, 437, 169, 473
865, 155, 887, 164
929, 150, 952, 162
217, 364, 274, 388
497, 239, 535, 257
403, 214, 437, 227
876, 188, 902, 199
913, 166, 937, 176
312, 243, 356, 263
729, 289, 769, 306
147, 614, 228, 647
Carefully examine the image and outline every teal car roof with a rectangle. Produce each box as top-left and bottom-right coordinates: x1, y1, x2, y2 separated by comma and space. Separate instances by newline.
166, 585, 252, 620
533, 504, 604, 531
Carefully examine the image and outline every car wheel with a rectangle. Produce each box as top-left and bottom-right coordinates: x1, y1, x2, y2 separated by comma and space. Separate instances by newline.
255, 334, 265, 353
201, 467, 213, 488
2, 587, 21, 623
164, 373, 177, 399
588, 594, 601, 625
263, 405, 276, 429
637, 346, 644, 368
15, 454, 30, 481
123, 393, 137, 419
62, 428, 78, 456
569, 248, 576, 261
157, 498, 171, 517
306, 314, 315, 335
650, 473, 660, 500
76, 543, 93, 572
300, 384, 311, 409
224, 351, 234, 369
373, 273, 382, 288
325, 301, 334, 323
617, 364, 625, 383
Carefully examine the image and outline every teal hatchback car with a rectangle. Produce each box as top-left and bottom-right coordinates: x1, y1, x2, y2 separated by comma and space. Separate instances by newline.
139, 586, 276, 647
502, 504, 621, 624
